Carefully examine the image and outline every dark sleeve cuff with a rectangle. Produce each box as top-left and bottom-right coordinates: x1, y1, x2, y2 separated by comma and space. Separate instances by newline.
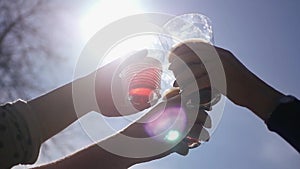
266, 97, 300, 153
0, 100, 42, 169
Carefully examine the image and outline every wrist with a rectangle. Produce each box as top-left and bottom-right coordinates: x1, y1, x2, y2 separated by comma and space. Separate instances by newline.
245, 79, 284, 121
103, 122, 174, 167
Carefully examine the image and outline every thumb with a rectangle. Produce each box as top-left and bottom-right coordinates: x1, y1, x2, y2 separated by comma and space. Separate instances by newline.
117, 49, 149, 74
122, 49, 148, 63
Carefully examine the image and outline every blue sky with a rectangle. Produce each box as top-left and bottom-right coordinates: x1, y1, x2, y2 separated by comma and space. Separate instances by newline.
17, 1, 299, 169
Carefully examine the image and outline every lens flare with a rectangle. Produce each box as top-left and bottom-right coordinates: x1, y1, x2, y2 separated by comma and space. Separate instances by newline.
144, 106, 187, 142
165, 130, 181, 142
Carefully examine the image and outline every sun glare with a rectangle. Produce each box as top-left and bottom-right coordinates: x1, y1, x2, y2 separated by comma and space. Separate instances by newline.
80, 0, 143, 41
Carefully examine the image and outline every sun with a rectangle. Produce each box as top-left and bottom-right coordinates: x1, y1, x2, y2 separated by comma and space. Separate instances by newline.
80, 0, 143, 41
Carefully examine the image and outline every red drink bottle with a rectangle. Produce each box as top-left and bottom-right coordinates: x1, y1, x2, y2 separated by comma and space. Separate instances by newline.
121, 57, 162, 110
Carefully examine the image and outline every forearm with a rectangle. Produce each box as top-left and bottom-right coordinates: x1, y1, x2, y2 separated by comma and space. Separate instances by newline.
242, 70, 285, 121
215, 47, 285, 121
32, 143, 128, 169
28, 73, 97, 142
32, 124, 172, 169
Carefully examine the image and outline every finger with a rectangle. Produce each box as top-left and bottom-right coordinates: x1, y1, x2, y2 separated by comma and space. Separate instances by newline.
139, 92, 182, 123
184, 137, 201, 149
187, 123, 203, 140
170, 58, 218, 81
123, 49, 148, 62
187, 125, 210, 142
169, 42, 200, 62
173, 80, 179, 87
184, 88, 218, 111
172, 141, 189, 156
169, 50, 202, 68
185, 107, 211, 128
169, 41, 215, 63
199, 127, 210, 142
117, 49, 149, 74
119, 49, 162, 73
173, 64, 207, 85
195, 109, 212, 128
169, 57, 204, 73
162, 87, 180, 101
181, 75, 211, 97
